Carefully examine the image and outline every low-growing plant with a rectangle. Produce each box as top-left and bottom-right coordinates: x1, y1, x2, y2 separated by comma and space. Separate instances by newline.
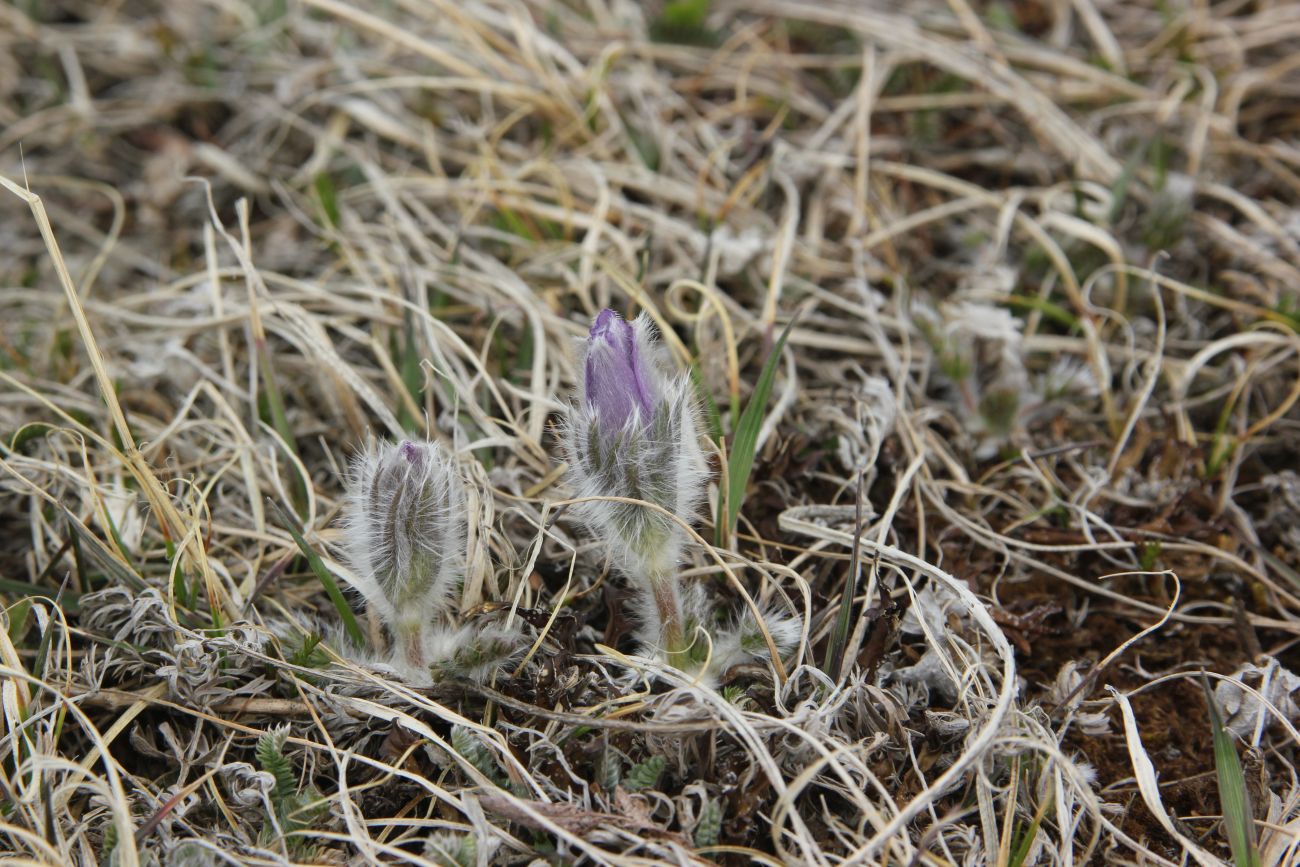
563, 309, 799, 680
339, 439, 523, 683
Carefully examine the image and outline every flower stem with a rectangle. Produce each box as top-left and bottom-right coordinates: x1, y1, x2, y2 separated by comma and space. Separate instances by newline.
648, 569, 689, 669
397, 619, 425, 671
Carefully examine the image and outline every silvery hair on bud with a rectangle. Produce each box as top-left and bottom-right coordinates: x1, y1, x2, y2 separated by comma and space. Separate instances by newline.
564, 314, 710, 582
341, 439, 467, 628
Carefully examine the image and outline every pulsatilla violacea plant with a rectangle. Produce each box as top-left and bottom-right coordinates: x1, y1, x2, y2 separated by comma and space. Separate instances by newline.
342, 439, 519, 684
566, 309, 800, 680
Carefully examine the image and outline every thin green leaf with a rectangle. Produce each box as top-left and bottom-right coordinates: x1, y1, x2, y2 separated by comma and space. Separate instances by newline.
270, 501, 365, 647
1008, 786, 1053, 867
1003, 294, 1080, 331
256, 727, 297, 806
60, 506, 146, 593
313, 173, 339, 229
822, 472, 863, 679
1201, 671, 1261, 867
0, 580, 82, 614
8, 421, 52, 453
722, 315, 798, 538
1257, 546, 1300, 593
397, 314, 424, 433
254, 333, 306, 514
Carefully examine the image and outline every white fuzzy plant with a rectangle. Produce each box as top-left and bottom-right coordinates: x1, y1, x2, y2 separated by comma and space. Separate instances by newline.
342, 439, 518, 683
565, 309, 800, 680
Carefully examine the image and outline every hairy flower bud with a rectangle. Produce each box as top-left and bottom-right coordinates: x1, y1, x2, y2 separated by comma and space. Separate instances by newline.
584, 308, 657, 431
566, 310, 708, 666
343, 439, 467, 673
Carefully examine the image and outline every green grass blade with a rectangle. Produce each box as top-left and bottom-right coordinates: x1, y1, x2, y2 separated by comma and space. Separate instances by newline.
1008, 785, 1053, 867
255, 339, 308, 515
60, 505, 146, 593
270, 501, 365, 647
1201, 671, 1261, 867
0, 580, 82, 614
4, 597, 32, 643
722, 315, 798, 539
822, 474, 863, 679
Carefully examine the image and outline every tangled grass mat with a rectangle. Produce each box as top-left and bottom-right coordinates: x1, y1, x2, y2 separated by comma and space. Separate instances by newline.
2, 1, 1300, 864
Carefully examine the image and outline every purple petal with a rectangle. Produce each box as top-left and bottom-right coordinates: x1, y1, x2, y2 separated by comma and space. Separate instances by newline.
584, 310, 655, 428
398, 441, 424, 469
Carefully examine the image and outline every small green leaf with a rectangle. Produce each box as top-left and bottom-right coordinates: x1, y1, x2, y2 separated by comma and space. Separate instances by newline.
425, 832, 476, 867
599, 740, 621, 792
721, 315, 799, 539
624, 755, 665, 792
256, 726, 297, 806
649, 0, 717, 45
1138, 541, 1162, 572
451, 725, 507, 788
286, 632, 330, 669
1201, 672, 1261, 867
694, 797, 723, 848
270, 501, 365, 647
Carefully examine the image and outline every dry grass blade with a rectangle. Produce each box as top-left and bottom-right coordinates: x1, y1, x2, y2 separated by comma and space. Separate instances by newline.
2, 0, 1299, 864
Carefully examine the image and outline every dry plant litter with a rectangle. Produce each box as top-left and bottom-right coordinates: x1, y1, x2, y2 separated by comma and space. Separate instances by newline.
2, 0, 1300, 864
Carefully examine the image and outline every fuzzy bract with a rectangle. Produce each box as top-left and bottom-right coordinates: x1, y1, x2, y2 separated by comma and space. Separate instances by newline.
704, 604, 803, 684
564, 310, 712, 662
342, 439, 467, 647
567, 310, 708, 580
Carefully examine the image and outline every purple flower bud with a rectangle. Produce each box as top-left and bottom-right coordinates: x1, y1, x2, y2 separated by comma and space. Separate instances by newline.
343, 439, 468, 671
583, 309, 657, 430
566, 311, 711, 669
398, 440, 424, 468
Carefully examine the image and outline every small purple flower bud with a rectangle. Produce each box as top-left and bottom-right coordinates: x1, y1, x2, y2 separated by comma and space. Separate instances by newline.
566, 311, 710, 668
342, 439, 468, 674
583, 309, 657, 431
398, 440, 424, 468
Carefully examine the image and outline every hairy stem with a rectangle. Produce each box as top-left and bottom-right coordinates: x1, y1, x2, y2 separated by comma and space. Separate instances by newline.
647, 569, 689, 669
397, 619, 425, 671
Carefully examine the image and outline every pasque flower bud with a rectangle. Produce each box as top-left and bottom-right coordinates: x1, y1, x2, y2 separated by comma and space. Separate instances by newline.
584, 309, 657, 430
566, 309, 708, 667
343, 439, 468, 675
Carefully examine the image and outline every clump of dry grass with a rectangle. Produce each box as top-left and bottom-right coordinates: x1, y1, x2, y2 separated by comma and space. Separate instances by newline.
2, 0, 1300, 864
